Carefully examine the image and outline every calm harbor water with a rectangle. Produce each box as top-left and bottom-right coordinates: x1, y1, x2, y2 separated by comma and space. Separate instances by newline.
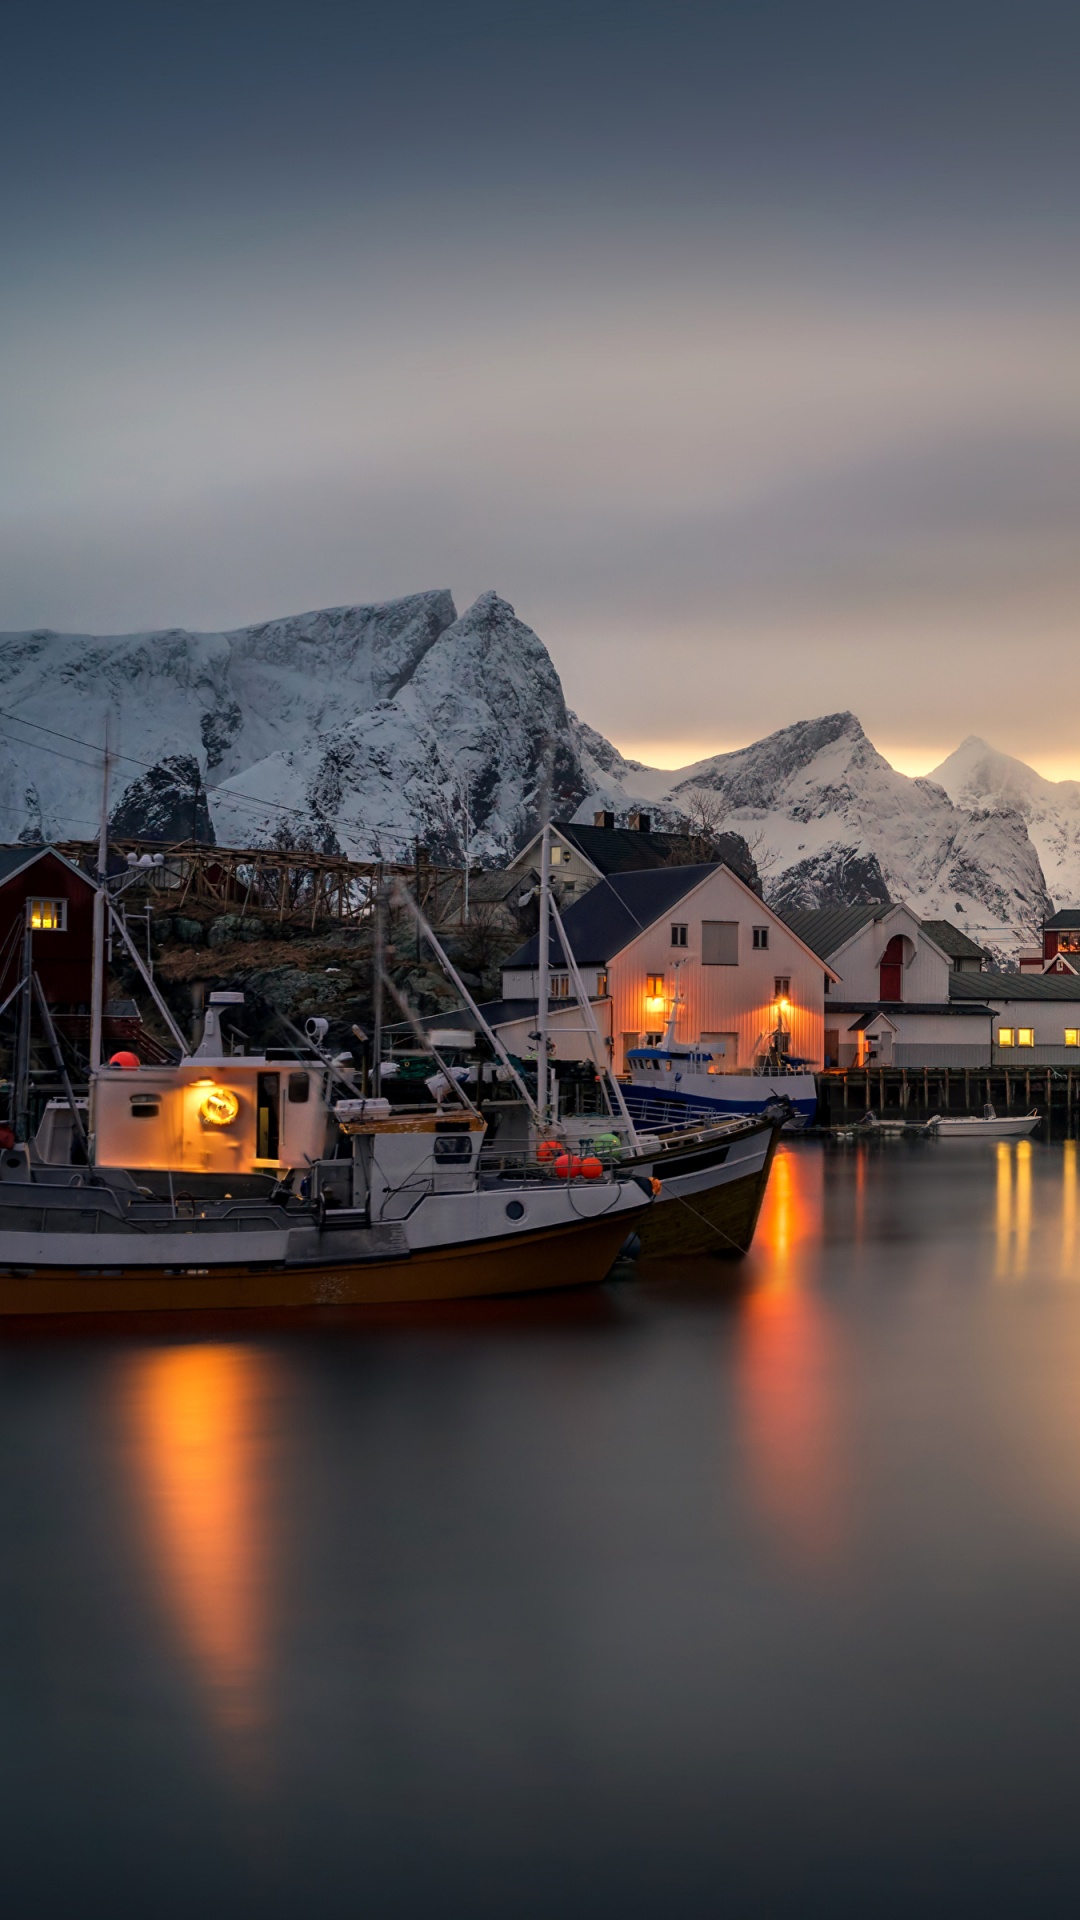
5, 1137, 1080, 1914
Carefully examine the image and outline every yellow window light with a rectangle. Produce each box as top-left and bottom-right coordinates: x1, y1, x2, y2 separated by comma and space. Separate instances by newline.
998, 1028, 1014, 1048
1018, 1028, 1034, 1048
198, 1086, 240, 1127
1066, 1030, 1080, 1047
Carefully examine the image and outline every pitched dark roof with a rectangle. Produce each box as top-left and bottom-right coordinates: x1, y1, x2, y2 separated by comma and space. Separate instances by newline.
920, 919, 988, 961
505, 864, 726, 968
0, 844, 88, 888
949, 969, 1080, 1002
1045, 909, 1080, 929
555, 821, 759, 890
777, 903, 891, 960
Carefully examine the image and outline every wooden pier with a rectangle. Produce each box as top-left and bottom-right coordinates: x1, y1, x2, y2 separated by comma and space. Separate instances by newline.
816, 1066, 1080, 1134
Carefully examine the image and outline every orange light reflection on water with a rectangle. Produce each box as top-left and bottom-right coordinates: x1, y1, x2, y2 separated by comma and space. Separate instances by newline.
124, 1344, 276, 1750
735, 1146, 849, 1573
995, 1140, 1033, 1281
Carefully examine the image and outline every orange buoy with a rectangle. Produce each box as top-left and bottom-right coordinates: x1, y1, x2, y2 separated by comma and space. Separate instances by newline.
108, 1051, 141, 1070
537, 1138, 560, 1162
580, 1156, 603, 1180
554, 1152, 583, 1180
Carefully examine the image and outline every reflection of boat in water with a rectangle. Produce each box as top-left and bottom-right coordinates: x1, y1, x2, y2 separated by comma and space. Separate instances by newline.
927, 1105, 1041, 1140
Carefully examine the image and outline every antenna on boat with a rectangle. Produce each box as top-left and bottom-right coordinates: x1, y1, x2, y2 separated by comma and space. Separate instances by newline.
391, 880, 541, 1123
89, 714, 112, 1072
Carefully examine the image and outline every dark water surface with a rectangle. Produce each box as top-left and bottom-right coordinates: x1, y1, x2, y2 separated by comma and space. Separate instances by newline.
5, 1138, 1080, 1915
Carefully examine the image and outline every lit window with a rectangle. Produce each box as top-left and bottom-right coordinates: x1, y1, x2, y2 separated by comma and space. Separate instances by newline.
596, 972, 608, 997
1067, 1030, 1080, 1047
645, 972, 665, 1014
998, 1028, 1014, 1047
752, 926, 769, 950
549, 845, 562, 865
774, 976, 791, 999
550, 974, 570, 999
671, 923, 688, 948
27, 897, 66, 931
1018, 1028, 1035, 1047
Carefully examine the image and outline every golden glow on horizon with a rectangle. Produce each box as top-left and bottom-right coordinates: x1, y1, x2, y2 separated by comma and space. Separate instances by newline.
613, 737, 1080, 785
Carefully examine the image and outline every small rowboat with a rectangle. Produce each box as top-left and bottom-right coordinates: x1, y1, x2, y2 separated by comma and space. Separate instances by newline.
926, 1106, 1040, 1139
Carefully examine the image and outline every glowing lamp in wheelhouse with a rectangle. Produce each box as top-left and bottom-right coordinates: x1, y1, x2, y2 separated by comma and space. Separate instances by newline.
198, 1086, 240, 1127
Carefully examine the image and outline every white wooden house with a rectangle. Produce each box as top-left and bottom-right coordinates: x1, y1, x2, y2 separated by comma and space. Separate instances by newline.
497, 862, 834, 1071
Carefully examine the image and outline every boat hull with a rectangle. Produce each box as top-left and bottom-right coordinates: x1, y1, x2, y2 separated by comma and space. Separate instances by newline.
0, 1207, 645, 1320
635, 1124, 779, 1258
624, 1073, 818, 1129
930, 1115, 1041, 1138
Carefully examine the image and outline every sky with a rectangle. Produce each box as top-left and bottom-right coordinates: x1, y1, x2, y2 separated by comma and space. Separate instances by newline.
2, 0, 1080, 777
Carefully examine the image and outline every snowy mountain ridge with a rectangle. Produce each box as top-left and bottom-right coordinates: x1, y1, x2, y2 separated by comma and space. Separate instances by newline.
0, 591, 1064, 954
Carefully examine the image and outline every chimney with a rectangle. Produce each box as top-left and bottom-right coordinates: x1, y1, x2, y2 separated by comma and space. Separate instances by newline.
594, 810, 615, 829
629, 811, 651, 834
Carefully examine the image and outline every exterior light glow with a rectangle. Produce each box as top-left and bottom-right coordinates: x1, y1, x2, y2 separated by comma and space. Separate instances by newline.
199, 1087, 240, 1127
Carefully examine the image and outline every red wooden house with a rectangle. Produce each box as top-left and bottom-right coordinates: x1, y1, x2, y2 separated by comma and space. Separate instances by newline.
0, 846, 96, 1011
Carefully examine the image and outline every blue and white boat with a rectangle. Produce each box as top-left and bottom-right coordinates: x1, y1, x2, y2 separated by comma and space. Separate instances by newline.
624, 1019, 818, 1130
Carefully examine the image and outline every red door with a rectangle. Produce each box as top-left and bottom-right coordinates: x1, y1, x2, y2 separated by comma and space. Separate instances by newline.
879, 935, 904, 1001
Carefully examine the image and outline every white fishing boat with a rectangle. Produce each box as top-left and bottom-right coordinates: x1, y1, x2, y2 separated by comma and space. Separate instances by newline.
926, 1105, 1041, 1139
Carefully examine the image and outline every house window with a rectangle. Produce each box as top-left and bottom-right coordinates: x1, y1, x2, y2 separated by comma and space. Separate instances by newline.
1067, 1030, 1080, 1047
27, 897, 67, 931
774, 977, 791, 1000
645, 973, 665, 1014
701, 921, 738, 966
596, 972, 608, 997
550, 974, 570, 999
671, 923, 688, 948
1018, 1028, 1035, 1048
644, 1031, 663, 1047
752, 926, 769, 950
549, 845, 563, 865
998, 1028, 1014, 1048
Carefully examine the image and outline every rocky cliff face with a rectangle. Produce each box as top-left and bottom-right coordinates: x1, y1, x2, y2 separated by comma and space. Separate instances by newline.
0, 596, 1063, 953
930, 738, 1080, 918
572, 712, 1053, 954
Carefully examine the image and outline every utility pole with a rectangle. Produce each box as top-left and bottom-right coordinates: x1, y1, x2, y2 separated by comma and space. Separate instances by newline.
89, 717, 111, 1073
537, 822, 551, 1130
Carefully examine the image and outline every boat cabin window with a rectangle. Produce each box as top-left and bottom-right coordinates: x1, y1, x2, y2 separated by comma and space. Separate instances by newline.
27, 897, 67, 931
256, 1072, 280, 1160
130, 1098, 160, 1118
433, 1135, 473, 1161
287, 1072, 310, 1104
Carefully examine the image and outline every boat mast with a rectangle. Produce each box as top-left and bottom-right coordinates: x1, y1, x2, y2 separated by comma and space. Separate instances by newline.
13, 922, 32, 1143
89, 717, 111, 1072
371, 864, 385, 1097
537, 822, 552, 1130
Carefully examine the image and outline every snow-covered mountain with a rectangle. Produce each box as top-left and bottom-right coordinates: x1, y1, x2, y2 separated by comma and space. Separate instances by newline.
580, 713, 1052, 954
0, 593, 1062, 952
930, 738, 1080, 917
0, 592, 593, 863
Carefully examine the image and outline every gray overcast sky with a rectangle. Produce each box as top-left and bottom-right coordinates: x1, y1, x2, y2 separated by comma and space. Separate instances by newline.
3, 1, 1079, 773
